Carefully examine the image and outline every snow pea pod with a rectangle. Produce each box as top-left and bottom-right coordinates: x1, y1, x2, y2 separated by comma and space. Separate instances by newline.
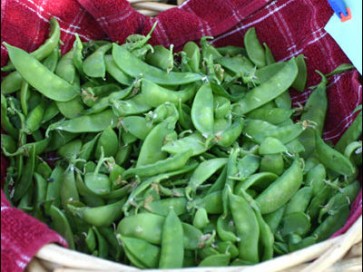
104, 55, 133, 85
199, 254, 230, 267
255, 159, 303, 214
247, 108, 294, 125
5, 43, 79, 102
60, 165, 80, 208
162, 132, 208, 157
291, 54, 307, 92
146, 45, 174, 73
119, 116, 153, 140
236, 59, 298, 114
335, 109, 362, 153
159, 208, 184, 268
144, 198, 187, 216
244, 27, 266, 68
111, 95, 152, 117
315, 133, 355, 176
112, 44, 203, 85
216, 118, 244, 148
263, 43, 275, 65
83, 43, 112, 78
285, 186, 313, 215
183, 41, 201, 73
46, 109, 119, 135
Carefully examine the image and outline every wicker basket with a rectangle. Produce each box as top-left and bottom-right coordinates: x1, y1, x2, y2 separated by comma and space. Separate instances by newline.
25, 0, 362, 271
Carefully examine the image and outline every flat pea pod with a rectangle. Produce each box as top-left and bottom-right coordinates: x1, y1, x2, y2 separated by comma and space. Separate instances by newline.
216, 215, 239, 243
191, 83, 214, 139
46, 110, 119, 135
5, 43, 79, 102
23, 99, 45, 134
140, 79, 196, 107
20, 81, 30, 116
263, 43, 275, 65
56, 96, 84, 119
312, 206, 350, 242
67, 198, 125, 227
315, 133, 355, 176
121, 236, 160, 268
159, 209, 184, 268
85, 228, 97, 252
185, 158, 228, 199
46, 164, 65, 207
253, 207, 274, 261
83, 43, 112, 78
255, 159, 303, 214
199, 254, 230, 267
281, 212, 311, 237
255, 62, 285, 84
123, 150, 192, 179
162, 132, 208, 157
183, 41, 201, 73
2, 17, 61, 72
60, 166, 80, 208
1, 71, 23, 94
216, 118, 244, 148
46, 204, 75, 249
145, 45, 174, 72
95, 126, 118, 158
235, 172, 278, 193
43, 47, 60, 72
112, 44, 203, 85
244, 27, 266, 68
306, 163, 326, 195
55, 50, 78, 85
258, 137, 288, 155
120, 116, 153, 140
236, 59, 298, 114
285, 186, 313, 215
144, 198, 187, 216
291, 54, 307, 92
335, 111, 362, 153
137, 118, 176, 167
229, 190, 260, 264
104, 55, 133, 85
247, 108, 294, 125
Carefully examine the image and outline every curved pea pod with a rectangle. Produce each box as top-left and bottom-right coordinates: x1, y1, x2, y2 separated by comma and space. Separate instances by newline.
235, 172, 278, 194
215, 241, 239, 259
159, 209, 184, 268
24, 100, 46, 134
191, 83, 215, 139
145, 45, 174, 72
335, 110, 362, 153
263, 42, 275, 65
244, 27, 266, 68
216, 215, 239, 243
248, 107, 294, 125
236, 59, 298, 114
112, 43, 202, 85
46, 110, 119, 135
199, 254, 230, 267
58, 139, 83, 162
258, 137, 288, 155
144, 198, 187, 216
312, 206, 350, 242
215, 118, 244, 148
119, 116, 153, 140
315, 133, 355, 176
244, 119, 305, 144
60, 166, 80, 208
85, 227, 97, 253
55, 50, 79, 85
145, 102, 179, 124
115, 144, 132, 166
291, 54, 307, 92
75, 172, 105, 207
162, 132, 208, 157
285, 186, 313, 215
2, 137, 50, 157
78, 134, 100, 162
193, 208, 210, 230
288, 236, 317, 252
253, 207, 274, 261
183, 41, 201, 73
263, 205, 286, 234
123, 150, 193, 179
306, 163, 326, 195
56, 96, 84, 119
137, 118, 176, 167
256, 159, 303, 214
94, 126, 118, 158
1, 94, 19, 139
111, 95, 152, 117
82, 43, 112, 78
307, 182, 335, 221
1, 71, 23, 94
281, 212, 311, 237
140, 79, 196, 107
260, 154, 284, 176
104, 55, 133, 85
67, 198, 125, 227
185, 158, 228, 199
229, 190, 260, 264
121, 236, 160, 269
5, 43, 79, 102
217, 55, 255, 79
255, 62, 285, 84
0, 134, 16, 154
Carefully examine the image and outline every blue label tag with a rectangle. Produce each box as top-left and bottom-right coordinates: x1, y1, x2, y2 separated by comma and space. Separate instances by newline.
325, 0, 362, 75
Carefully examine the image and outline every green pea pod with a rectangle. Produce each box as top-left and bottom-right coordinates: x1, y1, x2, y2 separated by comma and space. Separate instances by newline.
1, 94, 19, 139
1, 134, 17, 154
198, 190, 223, 214
13, 145, 37, 202
98, 227, 123, 261
248, 108, 294, 125
236, 59, 298, 114
229, 190, 260, 264
112, 44, 202, 85
23, 100, 45, 134
263, 205, 286, 234
185, 158, 228, 199
92, 227, 109, 259
256, 159, 303, 214
335, 111, 362, 153
255, 62, 285, 84
1, 71, 23, 94
75, 172, 105, 207
253, 207, 274, 261
260, 154, 284, 176
263, 43, 275, 65
32, 172, 48, 220
199, 254, 230, 267
56, 96, 84, 119
244, 27, 266, 68
159, 209, 184, 268
193, 208, 210, 230
83, 43, 112, 78
94, 126, 118, 158
123, 150, 193, 179
216, 118, 244, 148
111, 95, 152, 117
119, 116, 153, 140
67, 198, 125, 227
104, 55, 133, 85
315, 133, 355, 176
121, 236, 160, 268
235, 172, 278, 193
274, 91, 292, 110
162, 132, 208, 157
217, 45, 245, 57
85, 228, 97, 252
216, 215, 239, 243
19, 81, 30, 116
285, 186, 313, 215
137, 118, 177, 166
291, 54, 307, 92
217, 55, 254, 79
45, 164, 65, 207
58, 139, 83, 162
56, 50, 79, 85
281, 212, 311, 237
42, 102, 59, 124
46, 110, 118, 135
5, 43, 79, 102
183, 41, 201, 73
258, 137, 288, 155
146, 45, 174, 72
60, 166, 80, 208
2, 17, 61, 72
236, 154, 261, 181
144, 198, 187, 216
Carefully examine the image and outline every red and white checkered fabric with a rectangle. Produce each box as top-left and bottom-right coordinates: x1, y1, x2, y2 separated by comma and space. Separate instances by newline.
1, 0, 362, 271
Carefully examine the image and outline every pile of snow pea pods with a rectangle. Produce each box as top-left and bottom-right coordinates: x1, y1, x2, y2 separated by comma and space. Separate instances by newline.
1, 18, 362, 268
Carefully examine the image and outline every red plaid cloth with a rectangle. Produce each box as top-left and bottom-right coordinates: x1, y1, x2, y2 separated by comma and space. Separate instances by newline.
1, 0, 362, 271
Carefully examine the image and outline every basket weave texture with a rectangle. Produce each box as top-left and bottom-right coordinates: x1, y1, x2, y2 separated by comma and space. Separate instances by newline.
23, 0, 362, 271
